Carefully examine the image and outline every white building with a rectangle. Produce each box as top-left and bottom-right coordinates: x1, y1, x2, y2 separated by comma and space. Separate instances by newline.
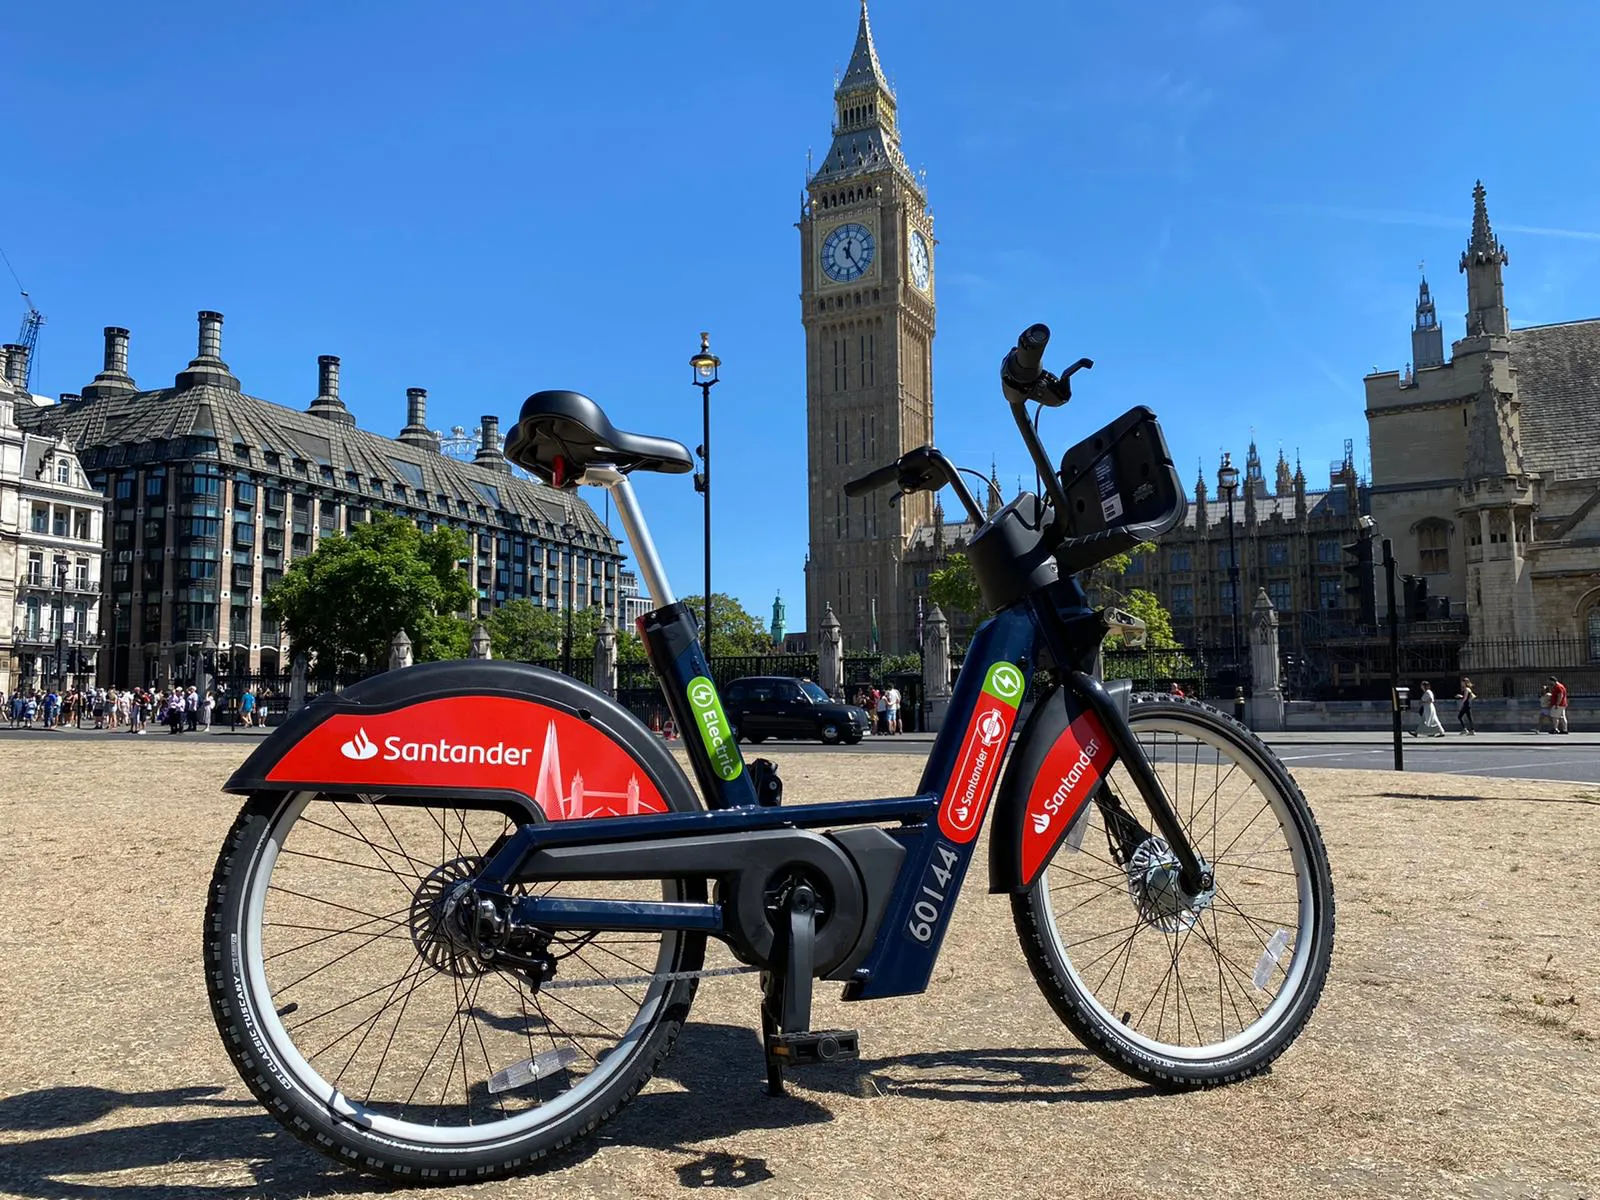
1, 346, 106, 694
619, 568, 652, 630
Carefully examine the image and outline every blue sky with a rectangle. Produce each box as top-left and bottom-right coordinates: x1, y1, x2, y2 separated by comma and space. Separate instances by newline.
7, 1, 1598, 628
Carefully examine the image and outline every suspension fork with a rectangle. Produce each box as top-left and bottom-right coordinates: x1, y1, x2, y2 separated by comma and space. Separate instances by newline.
1029, 593, 1212, 895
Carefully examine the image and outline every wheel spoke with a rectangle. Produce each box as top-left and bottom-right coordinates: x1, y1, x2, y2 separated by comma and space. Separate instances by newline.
1030, 705, 1327, 1071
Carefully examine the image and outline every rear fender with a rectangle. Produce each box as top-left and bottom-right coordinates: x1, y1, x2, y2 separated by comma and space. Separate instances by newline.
224, 660, 701, 821
988, 678, 1129, 893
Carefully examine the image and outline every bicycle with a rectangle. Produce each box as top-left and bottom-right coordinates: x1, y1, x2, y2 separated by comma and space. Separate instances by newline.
204, 322, 1335, 1183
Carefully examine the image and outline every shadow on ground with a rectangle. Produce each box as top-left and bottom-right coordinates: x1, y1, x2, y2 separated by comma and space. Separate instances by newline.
0, 1025, 1143, 1197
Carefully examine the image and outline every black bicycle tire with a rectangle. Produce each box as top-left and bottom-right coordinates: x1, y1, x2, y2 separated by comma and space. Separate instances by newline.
1011, 692, 1335, 1088
204, 791, 706, 1183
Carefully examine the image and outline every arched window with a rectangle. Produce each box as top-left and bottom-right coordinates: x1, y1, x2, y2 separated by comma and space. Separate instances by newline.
1589, 606, 1600, 663
1416, 519, 1451, 574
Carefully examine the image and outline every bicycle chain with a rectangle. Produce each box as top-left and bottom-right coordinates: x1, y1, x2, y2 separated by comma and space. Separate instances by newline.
542, 964, 759, 991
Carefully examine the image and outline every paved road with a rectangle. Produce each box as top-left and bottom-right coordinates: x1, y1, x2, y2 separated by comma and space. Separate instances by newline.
6, 722, 1598, 783
757, 736, 1600, 783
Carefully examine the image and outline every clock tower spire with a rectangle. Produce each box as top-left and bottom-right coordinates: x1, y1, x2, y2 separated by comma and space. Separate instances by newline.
800, 2, 935, 655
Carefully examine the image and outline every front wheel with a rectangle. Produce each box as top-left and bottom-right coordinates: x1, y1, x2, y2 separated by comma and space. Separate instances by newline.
205, 791, 704, 1182
1013, 693, 1334, 1088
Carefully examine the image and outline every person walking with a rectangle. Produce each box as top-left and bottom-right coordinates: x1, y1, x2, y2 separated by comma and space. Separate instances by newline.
1537, 683, 1553, 734
1455, 677, 1477, 735
241, 687, 257, 729
201, 689, 215, 732
1549, 675, 1570, 734
1410, 680, 1446, 737
885, 685, 901, 735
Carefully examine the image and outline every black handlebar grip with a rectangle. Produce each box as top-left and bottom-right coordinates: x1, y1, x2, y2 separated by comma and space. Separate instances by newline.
844, 461, 901, 498
1006, 323, 1051, 383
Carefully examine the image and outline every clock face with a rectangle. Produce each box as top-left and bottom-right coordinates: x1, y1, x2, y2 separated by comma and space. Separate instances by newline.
821, 223, 875, 283
909, 229, 931, 290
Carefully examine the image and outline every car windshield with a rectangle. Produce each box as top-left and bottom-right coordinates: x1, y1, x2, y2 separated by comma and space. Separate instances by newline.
798, 681, 829, 703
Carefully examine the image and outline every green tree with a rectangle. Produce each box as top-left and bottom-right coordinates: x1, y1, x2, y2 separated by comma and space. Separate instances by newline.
679, 593, 769, 658
928, 553, 983, 621
487, 599, 647, 671
263, 514, 475, 671
486, 599, 563, 661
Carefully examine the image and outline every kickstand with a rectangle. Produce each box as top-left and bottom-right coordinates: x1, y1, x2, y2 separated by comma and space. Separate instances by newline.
761, 883, 818, 1097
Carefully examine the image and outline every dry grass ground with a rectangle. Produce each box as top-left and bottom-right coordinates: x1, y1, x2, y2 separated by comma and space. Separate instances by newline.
0, 739, 1596, 1199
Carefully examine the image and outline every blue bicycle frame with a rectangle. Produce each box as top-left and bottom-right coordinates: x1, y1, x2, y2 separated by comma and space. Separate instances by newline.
472, 597, 1039, 1002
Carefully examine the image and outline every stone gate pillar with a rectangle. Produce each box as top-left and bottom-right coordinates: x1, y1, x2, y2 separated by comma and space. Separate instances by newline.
817, 604, 843, 699
923, 603, 953, 732
1249, 588, 1284, 731
593, 619, 617, 696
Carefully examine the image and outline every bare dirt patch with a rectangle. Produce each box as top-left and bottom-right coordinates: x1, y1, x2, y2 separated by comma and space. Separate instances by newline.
0, 741, 1595, 1198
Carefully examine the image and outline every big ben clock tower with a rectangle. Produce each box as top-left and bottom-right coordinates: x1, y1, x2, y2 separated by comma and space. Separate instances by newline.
801, 1, 935, 655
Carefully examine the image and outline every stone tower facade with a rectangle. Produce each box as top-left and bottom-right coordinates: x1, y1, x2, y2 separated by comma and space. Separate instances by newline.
801, 2, 935, 654
1366, 180, 1600, 674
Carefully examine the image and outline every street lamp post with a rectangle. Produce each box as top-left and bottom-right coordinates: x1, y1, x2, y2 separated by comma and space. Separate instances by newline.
53, 555, 68, 691
561, 518, 576, 678
690, 332, 721, 658
1216, 454, 1242, 677
112, 602, 122, 689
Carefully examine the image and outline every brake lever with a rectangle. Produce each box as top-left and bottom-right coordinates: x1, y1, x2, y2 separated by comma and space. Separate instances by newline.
1037, 358, 1094, 408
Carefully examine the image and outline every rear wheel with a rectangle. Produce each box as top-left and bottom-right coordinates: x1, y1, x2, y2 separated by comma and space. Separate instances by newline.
205, 792, 704, 1182
1013, 694, 1334, 1088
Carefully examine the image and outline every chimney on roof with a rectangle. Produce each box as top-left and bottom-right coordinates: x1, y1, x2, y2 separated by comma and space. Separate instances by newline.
175, 309, 241, 391
82, 326, 138, 400
307, 354, 356, 426
2, 343, 29, 390
397, 387, 441, 451
475, 413, 508, 472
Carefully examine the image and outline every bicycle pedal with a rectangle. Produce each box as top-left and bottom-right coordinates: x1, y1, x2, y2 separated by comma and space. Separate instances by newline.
767, 1029, 859, 1066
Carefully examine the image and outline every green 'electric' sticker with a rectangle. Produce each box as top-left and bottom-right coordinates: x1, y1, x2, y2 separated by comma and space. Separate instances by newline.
686, 675, 743, 782
982, 662, 1027, 708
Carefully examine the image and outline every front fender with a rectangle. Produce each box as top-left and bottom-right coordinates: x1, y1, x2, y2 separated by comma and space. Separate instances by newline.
988, 678, 1129, 894
224, 660, 702, 822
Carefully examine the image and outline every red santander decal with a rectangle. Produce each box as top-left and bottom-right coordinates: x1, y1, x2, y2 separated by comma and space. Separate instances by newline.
937, 693, 1019, 843
265, 696, 667, 819
1021, 710, 1114, 883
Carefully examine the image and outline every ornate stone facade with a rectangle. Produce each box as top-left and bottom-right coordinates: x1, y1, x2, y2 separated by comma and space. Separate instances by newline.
801, 2, 935, 654
0, 350, 106, 694
1365, 182, 1600, 660
1127, 446, 1369, 656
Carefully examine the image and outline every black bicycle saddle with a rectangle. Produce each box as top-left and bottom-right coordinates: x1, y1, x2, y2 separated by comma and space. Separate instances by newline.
504, 390, 694, 487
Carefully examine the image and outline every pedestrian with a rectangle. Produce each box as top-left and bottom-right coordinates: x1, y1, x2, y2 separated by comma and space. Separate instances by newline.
1233, 686, 1247, 726
1537, 684, 1553, 734
1411, 680, 1446, 737
1549, 675, 1570, 735
1168, 682, 1185, 698
873, 687, 886, 736
1455, 677, 1476, 735
202, 689, 215, 732
241, 687, 257, 728
185, 686, 200, 732
886, 685, 901, 735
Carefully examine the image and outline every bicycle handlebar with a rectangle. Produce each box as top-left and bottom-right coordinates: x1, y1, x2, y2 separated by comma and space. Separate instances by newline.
1004, 323, 1051, 385
842, 462, 901, 498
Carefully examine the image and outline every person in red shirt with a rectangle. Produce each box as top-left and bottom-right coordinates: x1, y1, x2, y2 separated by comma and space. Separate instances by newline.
1549, 675, 1570, 734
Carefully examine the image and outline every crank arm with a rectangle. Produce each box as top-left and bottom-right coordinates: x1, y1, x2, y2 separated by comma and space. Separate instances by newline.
1066, 671, 1211, 893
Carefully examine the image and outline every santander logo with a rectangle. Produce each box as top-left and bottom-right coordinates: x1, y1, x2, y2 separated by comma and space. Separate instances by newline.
340, 728, 379, 760
1020, 711, 1115, 883
976, 709, 1006, 748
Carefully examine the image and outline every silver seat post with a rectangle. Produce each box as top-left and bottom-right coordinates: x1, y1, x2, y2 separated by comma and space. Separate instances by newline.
581, 465, 676, 608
